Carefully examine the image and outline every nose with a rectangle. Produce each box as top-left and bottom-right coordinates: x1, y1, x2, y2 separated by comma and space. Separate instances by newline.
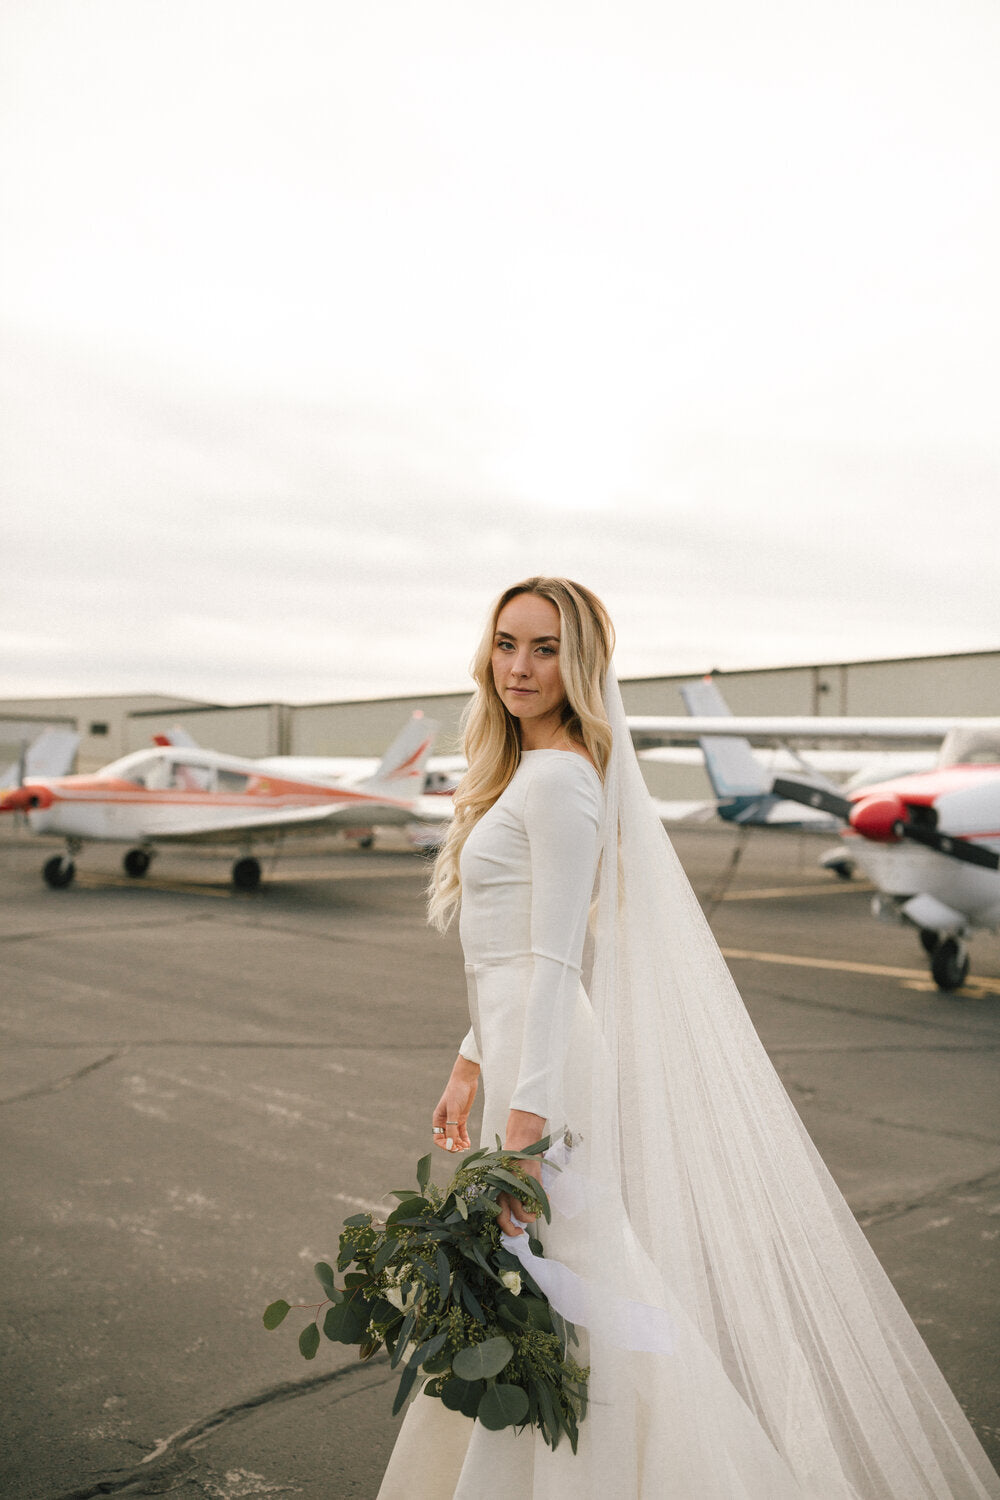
510, 647, 532, 678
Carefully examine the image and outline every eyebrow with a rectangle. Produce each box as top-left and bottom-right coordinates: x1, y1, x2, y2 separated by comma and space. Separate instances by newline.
495, 631, 560, 644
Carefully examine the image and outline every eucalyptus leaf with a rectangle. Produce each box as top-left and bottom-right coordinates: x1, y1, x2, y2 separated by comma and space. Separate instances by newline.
387, 1197, 426, 1226
323, 1295, 368, 1345
342, 1213, 370, 1227
313, 1262, 338, 1299
391, 1359, 420, 1416
451, 1194, 468, 1221
459, 1281, 485, 1324
390, 1309, 417, 1368
478, 1383, 530, 1431
452, 1335, 514, 1382
298, 1322, 321, 1360
262, 1299, 290, 1330
435, 1246, 452, 1304
372, 1237, 399, 1276
408, 1330, 447, 1370
416, 1152, 431, 1193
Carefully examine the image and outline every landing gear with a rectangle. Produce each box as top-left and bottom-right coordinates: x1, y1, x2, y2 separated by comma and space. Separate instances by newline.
43, 854, 76, 889
918, 928, 939, 957
123, 848, 152, 878
358, 835, 375, 850
930, 936, 970, 992
232, 856, 262, 891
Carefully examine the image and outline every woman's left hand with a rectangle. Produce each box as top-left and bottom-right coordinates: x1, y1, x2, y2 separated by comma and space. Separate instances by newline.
496, 1109, 546, 1237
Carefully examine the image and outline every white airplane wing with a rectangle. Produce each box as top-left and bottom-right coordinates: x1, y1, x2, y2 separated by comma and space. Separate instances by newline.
629, 715, 1000, 750
150, 792, 453, 844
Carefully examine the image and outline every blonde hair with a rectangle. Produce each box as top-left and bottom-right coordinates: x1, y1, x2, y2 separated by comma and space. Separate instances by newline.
428, 577, 615, 931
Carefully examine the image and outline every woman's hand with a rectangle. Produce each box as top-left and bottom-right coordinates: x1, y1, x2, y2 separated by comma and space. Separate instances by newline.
496, 1109, 546, 1237
432, 1055, 480, 1154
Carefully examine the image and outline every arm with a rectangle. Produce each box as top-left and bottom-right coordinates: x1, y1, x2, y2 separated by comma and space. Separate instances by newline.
498, 758, 601, 1234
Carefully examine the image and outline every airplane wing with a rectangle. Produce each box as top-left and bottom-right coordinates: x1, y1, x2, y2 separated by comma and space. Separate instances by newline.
629, 715, 1000, 750
149, 791, 454, 843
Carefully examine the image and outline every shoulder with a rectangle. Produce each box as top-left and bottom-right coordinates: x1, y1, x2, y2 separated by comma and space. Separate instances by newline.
521, 751, 602, 820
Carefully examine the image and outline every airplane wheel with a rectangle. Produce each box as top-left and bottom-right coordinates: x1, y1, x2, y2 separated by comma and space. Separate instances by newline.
232, 856, 262, 891
930, 937, 969, 992
358, 835, 374, 850
918, 928, 939, 957
123, 848, 151, 878
43, 855, 76, 889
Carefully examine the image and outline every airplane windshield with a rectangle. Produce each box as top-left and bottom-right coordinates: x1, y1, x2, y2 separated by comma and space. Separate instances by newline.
938, 727, 1000, 766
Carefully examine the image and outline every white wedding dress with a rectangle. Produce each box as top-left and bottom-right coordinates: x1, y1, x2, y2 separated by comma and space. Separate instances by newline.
377, 747, 1000, 1499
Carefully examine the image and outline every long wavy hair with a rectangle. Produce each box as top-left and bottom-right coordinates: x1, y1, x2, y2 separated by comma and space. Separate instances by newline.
427, 577, 615, 931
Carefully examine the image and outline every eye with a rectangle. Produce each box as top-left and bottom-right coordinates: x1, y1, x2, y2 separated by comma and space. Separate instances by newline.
536, 644, 557, 656
494, 639, 514, 652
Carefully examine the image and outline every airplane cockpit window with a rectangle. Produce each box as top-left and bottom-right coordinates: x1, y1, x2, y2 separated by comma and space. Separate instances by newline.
115, 755, 161, 788
216, 768, 250, 793
938, 727, 1000, 766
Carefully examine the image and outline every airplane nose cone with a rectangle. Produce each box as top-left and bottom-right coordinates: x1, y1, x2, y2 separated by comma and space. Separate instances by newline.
849, 792, 907, 842
0, 785, 53, 813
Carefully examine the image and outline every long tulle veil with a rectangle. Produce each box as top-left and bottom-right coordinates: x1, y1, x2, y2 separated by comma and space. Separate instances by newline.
566, 664, 999, 1498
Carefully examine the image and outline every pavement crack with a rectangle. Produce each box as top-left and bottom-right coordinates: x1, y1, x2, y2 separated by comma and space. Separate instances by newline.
1, 1050, 122, 1104
45, 1356, 394, 1499
859, 1166, 1000, 1228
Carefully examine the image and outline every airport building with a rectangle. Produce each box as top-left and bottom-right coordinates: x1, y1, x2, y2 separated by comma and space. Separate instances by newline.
2, 648, 997, 800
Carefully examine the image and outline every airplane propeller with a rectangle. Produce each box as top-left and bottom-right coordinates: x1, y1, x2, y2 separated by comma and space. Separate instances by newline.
771, 777, 1000, 872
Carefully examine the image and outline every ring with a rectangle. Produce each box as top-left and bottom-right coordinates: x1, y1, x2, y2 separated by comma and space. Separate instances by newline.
446, 1120, 459, 1124
432, 1126, 445, 1134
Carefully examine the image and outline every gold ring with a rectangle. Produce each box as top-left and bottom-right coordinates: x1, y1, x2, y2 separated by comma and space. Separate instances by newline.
446, 1120, 459, 1125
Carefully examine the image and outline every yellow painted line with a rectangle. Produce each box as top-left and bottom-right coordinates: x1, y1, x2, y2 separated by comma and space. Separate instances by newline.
720, 883, 873, 901
720, 946, 1000, 995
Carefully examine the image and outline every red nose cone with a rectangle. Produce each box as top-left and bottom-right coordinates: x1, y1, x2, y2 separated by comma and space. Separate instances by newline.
849, 792, 907, 842
0, 785, 53, 813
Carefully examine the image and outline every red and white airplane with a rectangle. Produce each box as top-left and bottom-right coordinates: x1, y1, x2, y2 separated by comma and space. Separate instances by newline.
633, 692, 1000, 991
0, 712, 450, 891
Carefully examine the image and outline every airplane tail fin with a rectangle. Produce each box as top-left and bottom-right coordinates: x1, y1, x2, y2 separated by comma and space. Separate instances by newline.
154, 726, 200, 749
361, 713, 439, 798
0, 727, 81, 785
680, 678, 771, 811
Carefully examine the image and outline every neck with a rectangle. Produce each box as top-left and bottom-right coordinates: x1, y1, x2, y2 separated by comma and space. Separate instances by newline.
519, 713, 569, 752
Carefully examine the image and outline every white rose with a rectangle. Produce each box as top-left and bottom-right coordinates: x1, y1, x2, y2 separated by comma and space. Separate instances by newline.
500, 1270, 522, 1296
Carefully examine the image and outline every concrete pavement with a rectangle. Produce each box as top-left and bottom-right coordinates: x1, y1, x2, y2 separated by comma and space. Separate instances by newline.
1, 826, 997, 1497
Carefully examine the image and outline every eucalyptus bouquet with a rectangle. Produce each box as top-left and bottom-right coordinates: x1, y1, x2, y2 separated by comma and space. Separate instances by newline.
264, 1140, 588, 1452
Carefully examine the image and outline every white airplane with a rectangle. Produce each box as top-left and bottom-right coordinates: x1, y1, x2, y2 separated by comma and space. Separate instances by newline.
0, 713, 450, 891
633, 683, 1000, 991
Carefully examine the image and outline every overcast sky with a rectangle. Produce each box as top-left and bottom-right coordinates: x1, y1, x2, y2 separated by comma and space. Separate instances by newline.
1, 0, 998, 706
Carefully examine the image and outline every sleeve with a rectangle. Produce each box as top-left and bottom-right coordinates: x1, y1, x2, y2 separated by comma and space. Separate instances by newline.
509, 758, 601, 1120
458, 1025, 482, 1065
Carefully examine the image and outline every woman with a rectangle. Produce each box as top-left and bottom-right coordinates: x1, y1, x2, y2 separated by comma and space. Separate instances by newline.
378, 578, 999, 1499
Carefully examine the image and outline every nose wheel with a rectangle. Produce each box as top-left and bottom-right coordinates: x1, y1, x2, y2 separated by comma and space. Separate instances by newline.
930, 936, 970, 992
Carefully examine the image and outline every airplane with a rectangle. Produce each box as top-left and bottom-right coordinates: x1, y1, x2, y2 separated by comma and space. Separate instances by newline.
632, 685, 1000, 991
0, 712, 450, 891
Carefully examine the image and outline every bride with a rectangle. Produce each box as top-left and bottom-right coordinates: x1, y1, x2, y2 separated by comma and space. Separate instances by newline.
377, 577, 999, 1499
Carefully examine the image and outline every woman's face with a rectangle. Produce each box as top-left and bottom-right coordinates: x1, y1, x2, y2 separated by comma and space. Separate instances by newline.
491, 593, 568, 737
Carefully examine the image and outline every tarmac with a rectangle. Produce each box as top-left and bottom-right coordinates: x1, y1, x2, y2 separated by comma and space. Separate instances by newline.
1, 822, 998, 1498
